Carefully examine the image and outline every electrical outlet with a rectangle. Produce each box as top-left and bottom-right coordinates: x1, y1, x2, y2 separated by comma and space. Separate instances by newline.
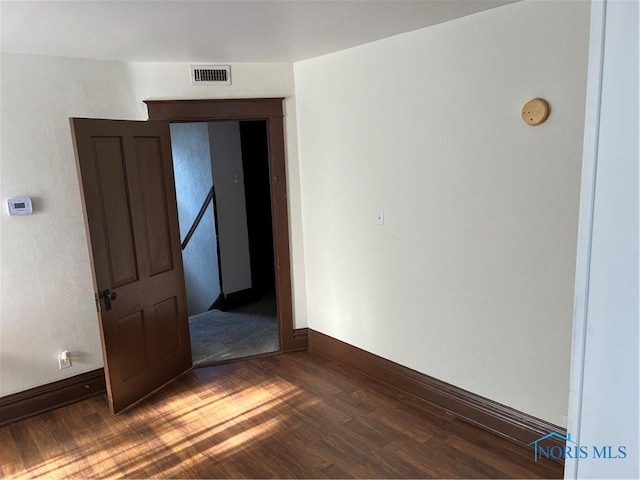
58, 351, 72, 369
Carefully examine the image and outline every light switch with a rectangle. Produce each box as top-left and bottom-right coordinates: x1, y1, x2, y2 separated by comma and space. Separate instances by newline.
375, 209, 384, 225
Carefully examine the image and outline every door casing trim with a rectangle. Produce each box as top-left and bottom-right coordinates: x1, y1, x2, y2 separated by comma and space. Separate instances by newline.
145, 98, 303, 352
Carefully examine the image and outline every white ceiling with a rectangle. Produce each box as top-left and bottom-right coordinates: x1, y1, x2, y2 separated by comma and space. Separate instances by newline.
1, 1, 515, 63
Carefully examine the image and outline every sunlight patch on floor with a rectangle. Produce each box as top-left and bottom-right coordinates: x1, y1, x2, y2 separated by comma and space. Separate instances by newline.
20, 377, 308, 478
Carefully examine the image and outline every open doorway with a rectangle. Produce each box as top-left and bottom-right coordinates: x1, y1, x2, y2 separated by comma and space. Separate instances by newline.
145, 98, 305, 356
169, 120, 278, 366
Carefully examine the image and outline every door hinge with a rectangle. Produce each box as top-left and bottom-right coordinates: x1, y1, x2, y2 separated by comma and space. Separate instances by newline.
94, 292, 100, 313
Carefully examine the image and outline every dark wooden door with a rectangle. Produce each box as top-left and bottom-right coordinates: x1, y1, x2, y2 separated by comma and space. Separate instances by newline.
72, 118, 192, 414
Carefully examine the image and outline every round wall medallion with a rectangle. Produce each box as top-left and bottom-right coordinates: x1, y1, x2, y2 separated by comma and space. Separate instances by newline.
522, 98, 550, 126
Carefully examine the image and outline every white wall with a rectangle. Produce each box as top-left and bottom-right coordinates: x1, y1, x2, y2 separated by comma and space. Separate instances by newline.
209, 122, 252, 294
0, 54, 306, 397
294, 0, 590, 426
565, 1, 639, 478
170, 122, 220, 315
0, 53, 143, 396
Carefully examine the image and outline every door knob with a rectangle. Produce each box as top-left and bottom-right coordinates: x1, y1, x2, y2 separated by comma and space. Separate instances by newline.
103, 289, 118, 311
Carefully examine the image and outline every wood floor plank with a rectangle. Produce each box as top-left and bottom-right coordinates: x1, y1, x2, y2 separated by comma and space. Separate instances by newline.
0, 351, 563, 479
7, 420, 45, 472
446, 435, 550, 479
384, 439, 456, 478
321, 462, 357, 479
0, 426, 21, 468
262, 425, 334, 475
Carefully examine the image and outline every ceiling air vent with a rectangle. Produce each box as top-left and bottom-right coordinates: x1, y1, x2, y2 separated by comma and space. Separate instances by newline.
190, 65, 231, 86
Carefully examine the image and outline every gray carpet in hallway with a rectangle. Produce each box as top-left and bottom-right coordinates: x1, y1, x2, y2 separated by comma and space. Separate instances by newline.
188, 298, 279, 366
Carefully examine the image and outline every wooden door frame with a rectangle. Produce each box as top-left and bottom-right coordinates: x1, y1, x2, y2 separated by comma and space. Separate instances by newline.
145, 98, 304, 353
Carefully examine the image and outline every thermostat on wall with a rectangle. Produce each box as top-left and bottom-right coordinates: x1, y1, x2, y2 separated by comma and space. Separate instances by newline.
7, 197, 33, 216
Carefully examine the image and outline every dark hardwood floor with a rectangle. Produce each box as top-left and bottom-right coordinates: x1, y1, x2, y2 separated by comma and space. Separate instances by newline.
0, 352, 563, 478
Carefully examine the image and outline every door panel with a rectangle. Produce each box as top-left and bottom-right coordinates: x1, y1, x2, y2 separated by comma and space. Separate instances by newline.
116, 310, 149, 380
155, 297, 181, 359
93, 136, 139, 287
72, 118, 192, 414
135, 137, 174, 276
